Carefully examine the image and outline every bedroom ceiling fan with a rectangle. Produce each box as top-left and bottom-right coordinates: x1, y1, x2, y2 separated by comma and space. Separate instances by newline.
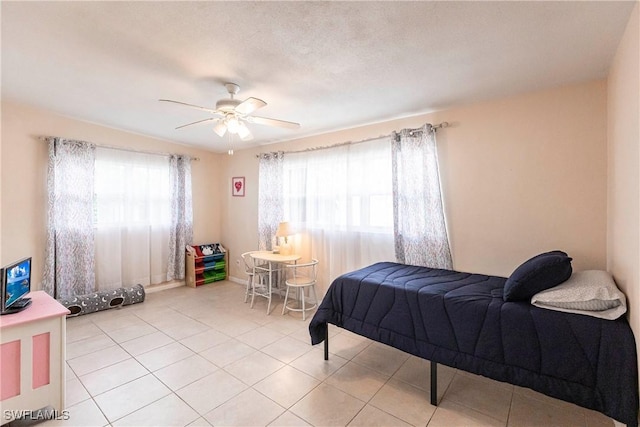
159, 82, 300, 142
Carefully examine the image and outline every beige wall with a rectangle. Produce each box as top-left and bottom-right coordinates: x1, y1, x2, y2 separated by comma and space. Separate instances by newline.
222, 80, 608, 282
607, 3, 639, 360
1, 100, 223, 290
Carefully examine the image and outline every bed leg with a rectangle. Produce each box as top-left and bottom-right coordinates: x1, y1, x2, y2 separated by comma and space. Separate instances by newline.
324, 325, 329, 360
430, 360, 438, 406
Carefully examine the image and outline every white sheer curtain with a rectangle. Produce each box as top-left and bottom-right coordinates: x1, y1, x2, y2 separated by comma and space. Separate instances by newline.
94, 148, 172, 290
392, 125, 452, 269
283, 138, 395, 294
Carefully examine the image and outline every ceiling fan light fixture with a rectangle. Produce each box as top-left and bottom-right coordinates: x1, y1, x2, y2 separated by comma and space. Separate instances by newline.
213, 121, 227, 137
161, 82, 301, 145
226, 116, 240, 133
237, 122, 252, 140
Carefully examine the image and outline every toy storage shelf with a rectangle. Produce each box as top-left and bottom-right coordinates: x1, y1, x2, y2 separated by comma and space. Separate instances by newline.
185, 244, 228, 288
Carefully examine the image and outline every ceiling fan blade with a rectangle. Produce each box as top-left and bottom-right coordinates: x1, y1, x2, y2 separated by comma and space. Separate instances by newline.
248, 116, 300, 129
175, 118, 216, 130
235, 97, 267, 115
159, 99, 220, 115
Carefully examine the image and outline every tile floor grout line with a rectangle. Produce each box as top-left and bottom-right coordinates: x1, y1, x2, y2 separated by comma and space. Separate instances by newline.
504, 384, 515, 427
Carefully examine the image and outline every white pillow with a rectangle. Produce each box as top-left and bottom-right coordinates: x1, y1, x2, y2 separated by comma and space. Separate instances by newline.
530, 270, 627, 320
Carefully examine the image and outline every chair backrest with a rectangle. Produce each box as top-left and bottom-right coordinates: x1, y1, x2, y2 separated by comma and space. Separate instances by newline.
287, 259, 319, 284
240, 251, 261, 274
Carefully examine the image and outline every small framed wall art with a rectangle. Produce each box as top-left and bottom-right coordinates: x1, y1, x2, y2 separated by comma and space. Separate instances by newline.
232, 176, 245, 197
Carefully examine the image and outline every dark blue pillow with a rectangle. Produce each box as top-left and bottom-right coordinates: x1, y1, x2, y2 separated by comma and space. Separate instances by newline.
503, 251, 573, 302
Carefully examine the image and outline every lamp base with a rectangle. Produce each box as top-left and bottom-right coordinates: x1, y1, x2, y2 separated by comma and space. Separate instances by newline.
279, 243, 292, 256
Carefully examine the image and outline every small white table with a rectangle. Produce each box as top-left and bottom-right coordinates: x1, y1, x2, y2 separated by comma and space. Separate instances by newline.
249, 251, 301, 314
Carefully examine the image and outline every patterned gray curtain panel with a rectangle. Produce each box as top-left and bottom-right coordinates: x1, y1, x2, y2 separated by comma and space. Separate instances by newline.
167, 155, 193, 281
43, 138, 97, 298
392, 125, 453, 269
258, 152, 284, 251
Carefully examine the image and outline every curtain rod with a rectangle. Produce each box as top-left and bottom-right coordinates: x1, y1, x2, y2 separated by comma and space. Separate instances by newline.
256, 122, 449, 158
38, 136, 200, 161
406, 121, 449, 134
395, 122, 450, 142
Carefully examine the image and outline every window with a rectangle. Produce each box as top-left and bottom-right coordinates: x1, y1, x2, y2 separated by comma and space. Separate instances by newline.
283, 138, 393, 233
93, 148, 172, 288
278, 137, 395, 294
94, 150, 171, 227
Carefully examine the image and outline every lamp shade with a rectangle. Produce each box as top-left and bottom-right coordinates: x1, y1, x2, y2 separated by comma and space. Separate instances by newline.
275, 221, 293, 237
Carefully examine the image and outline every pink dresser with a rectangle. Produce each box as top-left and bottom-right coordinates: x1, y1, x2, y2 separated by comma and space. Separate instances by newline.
0, 291, 69, 425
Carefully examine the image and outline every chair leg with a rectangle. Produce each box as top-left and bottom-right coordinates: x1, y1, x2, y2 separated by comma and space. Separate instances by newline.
302, 286, 307, 321
311, 285, 318, 307
250, 275, 257, 309
282, 285, 290, 315
305, 285, 319, 321
275, 271, 284, 300
244, 275, 252, 303
267, 276, 272, 315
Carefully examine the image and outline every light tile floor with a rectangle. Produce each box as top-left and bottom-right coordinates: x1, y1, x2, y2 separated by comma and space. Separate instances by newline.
13, 281, 616, 427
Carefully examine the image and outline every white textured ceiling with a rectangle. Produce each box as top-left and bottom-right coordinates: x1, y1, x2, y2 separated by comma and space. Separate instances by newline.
1, 1, 635, 152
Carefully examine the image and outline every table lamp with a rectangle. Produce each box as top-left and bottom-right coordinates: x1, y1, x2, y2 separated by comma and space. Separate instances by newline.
275, 221, 293, 255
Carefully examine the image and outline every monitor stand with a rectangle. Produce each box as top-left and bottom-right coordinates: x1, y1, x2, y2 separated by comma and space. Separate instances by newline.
1, 297, 32, 315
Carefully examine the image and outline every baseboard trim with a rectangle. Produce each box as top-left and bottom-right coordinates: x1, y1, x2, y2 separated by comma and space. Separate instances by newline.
145, 280, 185, 293
228, 276, 246, 286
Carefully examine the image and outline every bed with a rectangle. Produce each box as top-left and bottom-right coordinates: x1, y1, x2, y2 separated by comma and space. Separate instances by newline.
308, 261, 639, 426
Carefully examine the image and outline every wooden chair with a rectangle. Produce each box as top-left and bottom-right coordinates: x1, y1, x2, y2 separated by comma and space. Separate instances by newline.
241, 251, 269, 303
282, 259, 319, 320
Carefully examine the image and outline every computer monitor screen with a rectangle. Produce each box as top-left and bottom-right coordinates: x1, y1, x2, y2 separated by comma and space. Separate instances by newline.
2, 257, 31, 311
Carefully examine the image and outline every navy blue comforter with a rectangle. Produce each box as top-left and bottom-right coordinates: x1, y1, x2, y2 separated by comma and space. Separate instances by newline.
309, 262, 638, 426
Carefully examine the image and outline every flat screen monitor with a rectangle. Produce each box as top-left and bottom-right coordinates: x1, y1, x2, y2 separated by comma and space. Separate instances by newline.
1, 257, 32, 314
